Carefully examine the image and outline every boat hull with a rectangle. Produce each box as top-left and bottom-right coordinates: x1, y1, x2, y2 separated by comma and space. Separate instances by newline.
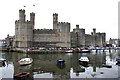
79, 61, 89, 67
14, 72, 30, 80
57, 59, 65, 65
18, 58, 33, 66
19, 61, 32, 66
79, 50, 91, 53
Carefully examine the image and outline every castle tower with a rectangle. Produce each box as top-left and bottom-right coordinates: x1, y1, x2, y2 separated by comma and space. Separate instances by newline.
30, 12, 35, 26
57, 22, 71, 47
92, 28, 96, 47
53, 13, 58, 30
15, 9, 34, 48
93, 28, 96, 35
19, 9, 26, 22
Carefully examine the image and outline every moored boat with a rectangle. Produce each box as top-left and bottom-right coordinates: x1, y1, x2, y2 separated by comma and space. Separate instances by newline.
14, 72, 30, 80
102, 64, 112, 68
78, 56, 89, 67
65, 50, 73, 53
79, 49, 91, 53
116, 58, 120, 63
79, 56, 89, 63
18, 58, 33, 66
116, 58, 120, 65
57, 59, 65, 64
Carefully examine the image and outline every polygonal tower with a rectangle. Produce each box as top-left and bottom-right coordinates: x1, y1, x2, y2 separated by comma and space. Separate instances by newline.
15, 9, 35, 48
30, 12, 35, 26
19, 9, 26, 22
53, 13, 58, 30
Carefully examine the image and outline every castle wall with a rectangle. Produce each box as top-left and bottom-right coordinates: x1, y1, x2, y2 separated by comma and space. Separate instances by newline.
71, 32, 77, 47
79, 29, 85, 46
85, 34, 93, 47
33, 29, 58, 42
95, 33, 106, 47
33, 29, 59, 47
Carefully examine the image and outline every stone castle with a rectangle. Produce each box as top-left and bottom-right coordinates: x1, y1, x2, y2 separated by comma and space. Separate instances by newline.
5, 9, 106, 48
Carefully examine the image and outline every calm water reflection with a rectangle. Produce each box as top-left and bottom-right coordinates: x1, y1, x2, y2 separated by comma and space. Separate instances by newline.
0, 50, 119, 79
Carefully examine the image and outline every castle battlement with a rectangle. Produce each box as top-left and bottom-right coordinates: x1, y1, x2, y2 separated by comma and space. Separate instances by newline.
15, 20, 19, 24
58, 22, 69, 24
34, 29, 56, 34
58, 22, 70, 25
15, 20, 32, 24
26, 20, 31, 23
19, 9, 25, 13
34, 29, 53, 31
53, 13, 58, 16
80, 28, 85, 30
30, 12, 35, 15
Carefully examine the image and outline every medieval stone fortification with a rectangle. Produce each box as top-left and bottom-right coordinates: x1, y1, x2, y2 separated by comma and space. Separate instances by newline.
14, 9, 70, 48
6, 9, 106, 48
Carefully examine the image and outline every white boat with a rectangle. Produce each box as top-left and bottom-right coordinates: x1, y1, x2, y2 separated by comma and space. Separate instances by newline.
18, 58, 33, 66
80, 49, 91, 53
79, 56, 89, 63
65, 50, 73, 53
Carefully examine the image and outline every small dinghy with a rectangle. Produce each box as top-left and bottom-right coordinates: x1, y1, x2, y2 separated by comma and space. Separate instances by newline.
57, 59, 65, 65
79, 49, 91, 53
79, 56, 89, 63
14, 72, 30, 80
18, 58, 33, 66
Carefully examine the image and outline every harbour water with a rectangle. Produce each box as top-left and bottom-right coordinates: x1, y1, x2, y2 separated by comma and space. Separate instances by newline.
0, 50, 120, 80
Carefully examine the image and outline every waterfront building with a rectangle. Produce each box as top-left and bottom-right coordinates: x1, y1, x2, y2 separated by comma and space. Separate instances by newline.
5, 9, 106, 49
108, 38, 119, 47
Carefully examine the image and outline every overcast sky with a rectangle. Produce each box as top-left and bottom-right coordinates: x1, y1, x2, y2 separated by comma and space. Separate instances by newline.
0, 0, 119, 40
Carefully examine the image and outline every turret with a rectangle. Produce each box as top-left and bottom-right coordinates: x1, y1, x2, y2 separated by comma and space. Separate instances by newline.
93, 28, 96, 35
53, 13, 58, 23
19, 9, 26, 22
30, 12, 35, 25
76, 25, 79, 29
53, 13, 58, 29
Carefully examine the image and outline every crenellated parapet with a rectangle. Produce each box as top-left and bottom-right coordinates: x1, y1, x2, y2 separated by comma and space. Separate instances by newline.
15, 20, 19, 24
26, 20, 32, 24
30, 12, 35, 16
58, 22, 70, 27
34, 29, 56, 34
58, 22, 70, 24
53, 13, 58, 16
57, 22, 70, 33
15, 20, 33, 25
80, 28, 85, 33
19, 9, 25, 13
